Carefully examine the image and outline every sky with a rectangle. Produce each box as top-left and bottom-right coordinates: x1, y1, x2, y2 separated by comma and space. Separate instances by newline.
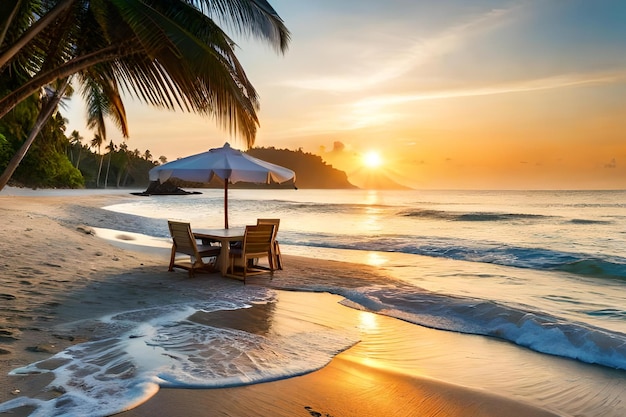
66, 0, 626, 190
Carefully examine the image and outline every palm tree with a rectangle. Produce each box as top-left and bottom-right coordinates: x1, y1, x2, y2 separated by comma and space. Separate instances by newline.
90, 133, 104, 187
68, 130, 83, 169
117, 142, 130, 187
103, 139, 115, 189
0, 0, 290, 190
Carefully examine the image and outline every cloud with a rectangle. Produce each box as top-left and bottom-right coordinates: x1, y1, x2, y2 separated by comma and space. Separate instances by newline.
280, 6, 518, 92
351, 70, 626, 108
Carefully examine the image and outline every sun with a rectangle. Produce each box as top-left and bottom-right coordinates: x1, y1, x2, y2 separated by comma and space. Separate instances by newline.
362, 151, 383, 168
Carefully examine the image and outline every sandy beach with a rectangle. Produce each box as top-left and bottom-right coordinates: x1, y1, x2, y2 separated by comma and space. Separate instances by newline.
0, 192, 561, 417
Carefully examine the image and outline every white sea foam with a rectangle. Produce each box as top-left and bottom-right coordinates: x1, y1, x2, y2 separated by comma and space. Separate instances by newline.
0, 290, 359, 417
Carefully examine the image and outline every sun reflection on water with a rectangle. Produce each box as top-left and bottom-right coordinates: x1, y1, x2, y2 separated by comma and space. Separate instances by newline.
364, 190, 380, 205
358, 311, 379, 333
366, 252, 388, 267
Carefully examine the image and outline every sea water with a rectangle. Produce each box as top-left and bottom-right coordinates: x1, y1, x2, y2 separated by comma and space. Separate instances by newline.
2, 188, 626, 416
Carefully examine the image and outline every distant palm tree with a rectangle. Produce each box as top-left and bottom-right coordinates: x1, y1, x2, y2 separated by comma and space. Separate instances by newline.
118, 142, 130, 187
103, 140, 116, 189
68, 130, 83, 169
0, 0, 290, 190
90, 133, 104, 187
159, 155, 168, 164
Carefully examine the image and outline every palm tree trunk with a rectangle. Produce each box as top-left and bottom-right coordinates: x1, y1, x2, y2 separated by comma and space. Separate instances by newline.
122, 168, 130, 187
104, 154, 112, 189
0, 79, 70, 191
115, 163, 124, 188
75, 148, 82, 169
96, 154, 104, 187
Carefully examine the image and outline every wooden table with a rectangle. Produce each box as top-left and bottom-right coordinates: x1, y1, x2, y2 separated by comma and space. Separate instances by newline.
193, 228, 245, 276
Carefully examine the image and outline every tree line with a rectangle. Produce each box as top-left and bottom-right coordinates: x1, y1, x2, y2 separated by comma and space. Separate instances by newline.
0, 96, 162, 189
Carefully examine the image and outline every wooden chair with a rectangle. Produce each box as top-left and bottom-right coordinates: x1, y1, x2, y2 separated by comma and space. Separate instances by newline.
168, 220, 221, 277
257, 218, 283, 270
228, 224, 275, 283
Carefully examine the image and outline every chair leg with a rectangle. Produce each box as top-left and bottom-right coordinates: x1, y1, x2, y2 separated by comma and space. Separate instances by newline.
168, 245, 177, 271
274, 241, 283, 270
267, 248, 275, 272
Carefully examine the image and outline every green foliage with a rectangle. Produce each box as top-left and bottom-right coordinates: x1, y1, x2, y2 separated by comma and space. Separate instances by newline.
6, 109, 85, 188
0, 96, 38, 150
18, 149, 84, 188
0, 96, 157, 188
0, 133, 12, 172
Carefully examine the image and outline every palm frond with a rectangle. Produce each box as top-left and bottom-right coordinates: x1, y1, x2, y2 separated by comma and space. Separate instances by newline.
80, 66, 128, 138
192, 0, 290, 53
1, 0, 291, 148
109, 0, 260, 144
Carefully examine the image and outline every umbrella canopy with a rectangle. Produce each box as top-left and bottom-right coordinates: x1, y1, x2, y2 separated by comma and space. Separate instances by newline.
149, 143, 296, 228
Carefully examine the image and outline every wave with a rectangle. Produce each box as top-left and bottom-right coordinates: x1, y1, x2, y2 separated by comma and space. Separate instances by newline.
399, 209, 613, 226
399, 209, 551, 222
569, 218, 613, 225
338, 285, 626, 372
554, 258, 626, 278
283, 232, 626, 280
283, 201, 393, 215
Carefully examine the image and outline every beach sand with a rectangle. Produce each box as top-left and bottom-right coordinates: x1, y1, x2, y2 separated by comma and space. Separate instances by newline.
0, 192, 560, 417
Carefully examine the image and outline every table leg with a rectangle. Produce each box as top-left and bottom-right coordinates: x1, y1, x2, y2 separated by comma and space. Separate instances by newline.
218, 240, 230, 276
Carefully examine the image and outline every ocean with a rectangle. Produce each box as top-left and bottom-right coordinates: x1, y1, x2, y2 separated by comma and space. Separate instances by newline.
2, 188, 626, 416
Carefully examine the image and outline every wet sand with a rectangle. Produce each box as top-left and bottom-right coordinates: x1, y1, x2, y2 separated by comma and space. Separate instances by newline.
0, 191, 559, 416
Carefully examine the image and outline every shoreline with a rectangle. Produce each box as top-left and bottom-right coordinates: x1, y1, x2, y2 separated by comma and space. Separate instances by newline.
0, 191, 561, 416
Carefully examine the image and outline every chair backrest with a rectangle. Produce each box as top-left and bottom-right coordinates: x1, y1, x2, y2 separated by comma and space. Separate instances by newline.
257, 218, 280, 241
168, 220, 198, 256
243, 224, 275, 255
257, 218, 280, 233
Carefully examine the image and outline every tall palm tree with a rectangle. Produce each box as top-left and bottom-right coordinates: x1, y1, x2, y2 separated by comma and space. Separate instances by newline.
103, 139, 115, 189
68, 129, 83, 169
0, 0, 289, 189
117, 142, 130, 187
90, 133, 104, 187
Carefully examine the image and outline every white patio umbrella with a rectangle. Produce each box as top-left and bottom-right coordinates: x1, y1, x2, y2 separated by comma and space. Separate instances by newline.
149, 143, 296, 228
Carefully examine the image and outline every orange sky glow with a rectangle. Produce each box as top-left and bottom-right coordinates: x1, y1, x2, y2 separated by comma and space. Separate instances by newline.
66, 1, 626, 190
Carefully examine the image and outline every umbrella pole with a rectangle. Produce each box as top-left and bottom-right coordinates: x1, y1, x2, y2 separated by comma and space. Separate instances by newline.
224, 180, 229, 229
